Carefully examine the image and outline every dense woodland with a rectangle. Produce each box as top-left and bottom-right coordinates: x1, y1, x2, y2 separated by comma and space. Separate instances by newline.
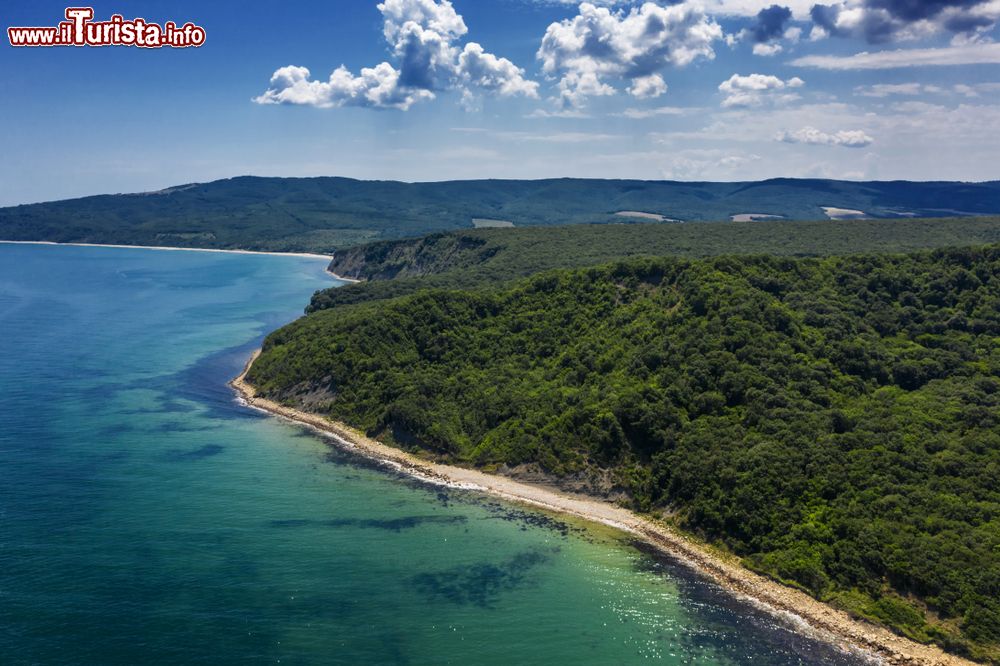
315, 216, 1000, 310
252, 247, 1000, 662
2, 176, 1000, 252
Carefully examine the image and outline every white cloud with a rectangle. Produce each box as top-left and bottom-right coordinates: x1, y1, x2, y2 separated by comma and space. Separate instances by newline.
255, 0, 536, 111
380, 0, 466, 91
537, 1, 722, 107
752, 42, 783, 56
379, 0, 467, 41
555, 70, 617, 105
627, 74, 669, 99
253, 64, 435, 110
458, 43, 539, 98
776, 126, 874, 147
718, 73, 804, 107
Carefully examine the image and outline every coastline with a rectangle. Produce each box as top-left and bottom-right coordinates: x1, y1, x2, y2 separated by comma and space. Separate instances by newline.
231, 350, 972, 666
0, 239, 363, 283
325, 268, 362, 283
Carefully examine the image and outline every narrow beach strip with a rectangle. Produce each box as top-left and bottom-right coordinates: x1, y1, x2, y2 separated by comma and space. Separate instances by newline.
231, 350, 972, 666
0, 240, 362, 282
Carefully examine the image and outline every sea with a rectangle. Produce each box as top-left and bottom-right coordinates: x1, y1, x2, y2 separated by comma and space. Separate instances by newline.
0, 243, 874, 665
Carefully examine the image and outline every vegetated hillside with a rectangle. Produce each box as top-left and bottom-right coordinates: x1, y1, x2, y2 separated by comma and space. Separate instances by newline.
2, 176, 999, 252
250, 248, 1000, 662
313, 216, 1000, 311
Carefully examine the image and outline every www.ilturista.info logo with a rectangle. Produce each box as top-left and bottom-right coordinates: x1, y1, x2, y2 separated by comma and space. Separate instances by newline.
8, 7, 206, 48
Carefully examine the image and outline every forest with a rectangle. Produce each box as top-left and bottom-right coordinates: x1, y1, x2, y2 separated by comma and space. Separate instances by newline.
250, 247, 1000, 662
314, 216, 1000, 310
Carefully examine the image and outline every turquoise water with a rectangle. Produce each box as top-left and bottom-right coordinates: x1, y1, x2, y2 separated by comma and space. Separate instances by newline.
0, 244, 872, 665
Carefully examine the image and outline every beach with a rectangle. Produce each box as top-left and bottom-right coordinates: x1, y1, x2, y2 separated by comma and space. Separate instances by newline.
231, 350, 974, 666
0, 240, 363, 283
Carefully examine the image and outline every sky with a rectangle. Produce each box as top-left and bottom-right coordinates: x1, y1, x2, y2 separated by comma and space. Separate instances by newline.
2, 0, 1000, 206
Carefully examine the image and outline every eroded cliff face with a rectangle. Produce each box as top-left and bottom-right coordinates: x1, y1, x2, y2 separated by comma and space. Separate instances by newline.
328, 233, 497, 281
326, 248, 371, 280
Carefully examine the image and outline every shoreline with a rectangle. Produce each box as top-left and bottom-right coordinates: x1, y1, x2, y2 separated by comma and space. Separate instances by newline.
325, 268, 362, 283
231, 351, 971, 666
0, 239, 332, 260
0, 239, 363, 283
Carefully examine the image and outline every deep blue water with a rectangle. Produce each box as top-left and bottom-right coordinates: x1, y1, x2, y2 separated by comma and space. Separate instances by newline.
0, 244, 874, 665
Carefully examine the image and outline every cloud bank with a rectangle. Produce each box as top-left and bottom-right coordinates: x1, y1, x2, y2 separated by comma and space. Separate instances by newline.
809, 0, 1000, 43
791, 41, 1000, 69
777, 126, 874, 147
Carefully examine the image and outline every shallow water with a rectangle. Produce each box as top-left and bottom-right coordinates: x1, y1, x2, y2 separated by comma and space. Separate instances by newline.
0, 244, 873, 665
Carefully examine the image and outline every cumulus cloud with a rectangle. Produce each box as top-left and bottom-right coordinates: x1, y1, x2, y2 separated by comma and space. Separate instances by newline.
776, 126, 874, 147
384, 0, 466, 91
255, 0, 536, 110
253, 64, 434, 110
537, 1, 722, 107
380, 0, 466, 40
809, 0, 1000, 43
627, 74, 669, 99
718, 73, 804, 107
753, 42, 784, 55
458, 43, 540, 97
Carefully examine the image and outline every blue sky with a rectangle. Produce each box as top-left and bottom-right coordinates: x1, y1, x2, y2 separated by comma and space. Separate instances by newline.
2, 0, 1000, 205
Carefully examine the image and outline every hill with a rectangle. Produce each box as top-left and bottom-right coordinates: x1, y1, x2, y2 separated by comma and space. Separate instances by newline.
312, 216, 1000, 310
2, 176, 1000, 252
250, 248, 1000, 662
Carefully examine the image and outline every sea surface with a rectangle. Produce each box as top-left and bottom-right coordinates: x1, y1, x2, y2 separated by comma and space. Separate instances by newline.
0, 244, 873, 665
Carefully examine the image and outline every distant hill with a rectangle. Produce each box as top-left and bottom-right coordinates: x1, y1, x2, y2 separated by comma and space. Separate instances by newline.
2, 176, 1000, 252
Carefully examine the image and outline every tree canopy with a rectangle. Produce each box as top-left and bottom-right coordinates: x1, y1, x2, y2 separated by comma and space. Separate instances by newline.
251, 247, 1000, 662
